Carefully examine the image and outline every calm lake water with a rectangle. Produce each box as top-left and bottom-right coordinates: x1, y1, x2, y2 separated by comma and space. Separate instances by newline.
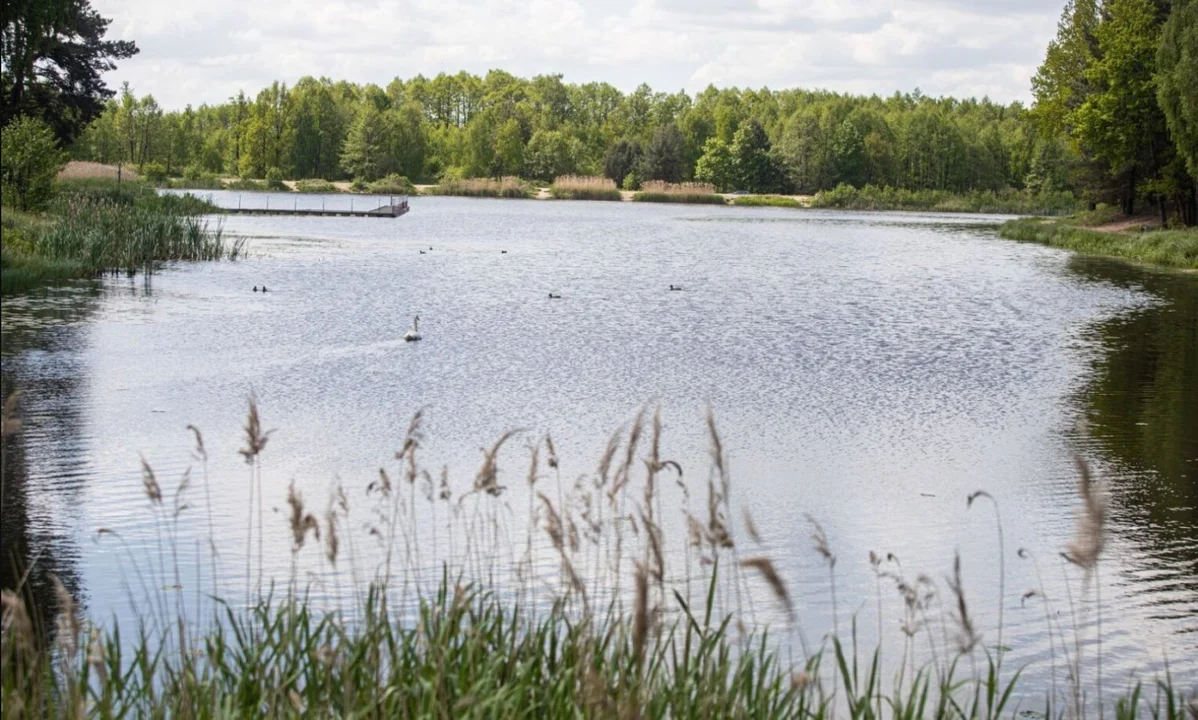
2, 195, 1195, 696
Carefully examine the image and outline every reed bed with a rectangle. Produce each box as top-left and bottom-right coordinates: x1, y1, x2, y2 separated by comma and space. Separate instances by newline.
999, 218, 1198, 269
433, 177, 530, 199
33, 196, 241, 276
634, 181, 726, 205
549, 175, 623, 201
0, 398, 1192, 718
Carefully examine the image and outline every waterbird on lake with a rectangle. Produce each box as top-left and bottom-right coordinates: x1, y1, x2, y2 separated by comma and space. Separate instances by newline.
419, 250, 426, 255
669, 285, 682, 291
253, 286, 258, 292
404, 315, 422, 342
548, 293, 561, 299
501, 250, 508, 254
262, 285, 268, 292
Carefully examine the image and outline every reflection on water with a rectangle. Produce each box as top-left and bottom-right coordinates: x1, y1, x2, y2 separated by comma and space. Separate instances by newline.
1, 199, 1196, 691
2, 286, 101, 635
1068, 257, 1198, 628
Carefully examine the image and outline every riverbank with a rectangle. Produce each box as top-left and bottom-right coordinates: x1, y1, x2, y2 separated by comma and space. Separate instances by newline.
1, 179, 237, 294
999, 217, 1198, 270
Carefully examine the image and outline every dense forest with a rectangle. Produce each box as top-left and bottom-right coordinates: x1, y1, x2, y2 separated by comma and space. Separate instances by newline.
7, 0, 1194, 223
76, 76, 1073, 198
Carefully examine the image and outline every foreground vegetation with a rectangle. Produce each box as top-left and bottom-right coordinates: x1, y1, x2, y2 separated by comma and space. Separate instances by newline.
1, 178, 240, 293
999, 218, 1198, 269
2, 398, 1193, 717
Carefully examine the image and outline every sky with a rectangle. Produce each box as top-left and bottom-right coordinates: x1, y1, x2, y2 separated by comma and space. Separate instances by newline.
93, 0, 1064, 110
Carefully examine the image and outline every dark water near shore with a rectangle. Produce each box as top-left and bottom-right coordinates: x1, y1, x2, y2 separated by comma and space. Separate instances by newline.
2, 196, 1195, 695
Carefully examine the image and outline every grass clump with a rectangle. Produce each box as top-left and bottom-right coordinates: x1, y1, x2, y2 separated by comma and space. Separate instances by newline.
733, 194, 804, 208
295, 178, 339, 194
634, 181, 727, 205
2, 397, 1192, 717
998, 218, 1198, 269
170, 167, 224, 190
225, 177, 269, 191
433, 176, 530, 198
549, 175, 622, 201
811, 183, 1080, 215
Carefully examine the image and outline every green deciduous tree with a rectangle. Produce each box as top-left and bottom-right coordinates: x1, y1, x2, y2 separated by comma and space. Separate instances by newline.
694, 137, 735, 192
730, 119, 781, 193
1, 115, 66, 210
1157, 0, 1198, 183
1069, 0, 1166, 213
524, 130, 579, 180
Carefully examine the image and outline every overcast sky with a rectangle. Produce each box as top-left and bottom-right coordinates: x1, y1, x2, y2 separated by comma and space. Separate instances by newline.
93, 0, 1063, 110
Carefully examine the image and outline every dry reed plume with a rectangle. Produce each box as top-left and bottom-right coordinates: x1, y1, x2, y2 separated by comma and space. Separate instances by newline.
56, 161, 140, 182
640, 180, 717, 195
0, 396, 1188, 719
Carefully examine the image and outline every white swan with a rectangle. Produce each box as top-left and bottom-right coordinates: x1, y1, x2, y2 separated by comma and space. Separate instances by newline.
404, 315, 422, 342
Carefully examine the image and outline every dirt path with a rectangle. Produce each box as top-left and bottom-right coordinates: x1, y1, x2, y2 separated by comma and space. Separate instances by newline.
1089, 215, 1160, 233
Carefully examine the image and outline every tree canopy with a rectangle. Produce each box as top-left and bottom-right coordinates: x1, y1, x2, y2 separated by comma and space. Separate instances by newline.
1, 0, 137, 143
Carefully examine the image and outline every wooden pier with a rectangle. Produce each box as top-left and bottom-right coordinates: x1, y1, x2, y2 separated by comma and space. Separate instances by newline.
223, 199, 410, 218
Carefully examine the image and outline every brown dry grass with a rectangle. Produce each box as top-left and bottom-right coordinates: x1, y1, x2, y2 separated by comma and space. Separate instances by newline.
56, 161, 139, 182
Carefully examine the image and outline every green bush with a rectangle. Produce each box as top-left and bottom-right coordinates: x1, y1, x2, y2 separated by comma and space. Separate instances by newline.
622, 171, 641, 191
141, 162, 168, 185
1071, 203, 1121, 227
733, 195, 802, 208
295, 178, 339, 193
350, 177, 369, 193
367, 173, 416, 195
176, 166, 224, 190
265, 167, 286, 190
226, 178, 268, 191
0, 116, 66, 211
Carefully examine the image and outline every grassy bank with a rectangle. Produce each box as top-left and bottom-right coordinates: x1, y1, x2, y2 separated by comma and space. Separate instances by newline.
733, 194, 804, 208
549, 175, 622, 201
1, 179, 239, 293
999, 218, 1198, 269
811, 184, 1080, 215
1, 399, 1192, 717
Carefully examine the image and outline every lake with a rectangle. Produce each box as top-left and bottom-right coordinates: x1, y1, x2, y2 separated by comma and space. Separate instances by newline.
2, 194, 1195, 697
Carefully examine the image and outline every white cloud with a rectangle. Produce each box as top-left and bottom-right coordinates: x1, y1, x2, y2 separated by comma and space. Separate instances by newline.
92, 0, 1061, 107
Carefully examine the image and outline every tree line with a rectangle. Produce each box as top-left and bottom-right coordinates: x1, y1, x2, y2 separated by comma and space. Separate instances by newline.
74, 75, 1073, 198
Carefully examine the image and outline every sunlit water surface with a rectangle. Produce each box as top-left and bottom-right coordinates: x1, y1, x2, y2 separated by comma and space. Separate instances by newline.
3, 195, 1195, 699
